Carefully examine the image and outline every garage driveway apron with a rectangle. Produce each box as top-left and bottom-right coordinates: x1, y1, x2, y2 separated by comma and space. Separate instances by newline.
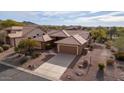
34, 53, 76, 80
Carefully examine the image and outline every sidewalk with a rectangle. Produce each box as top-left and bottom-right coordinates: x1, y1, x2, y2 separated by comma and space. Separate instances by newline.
0, 48, 14, 60
0, 61, 54, 81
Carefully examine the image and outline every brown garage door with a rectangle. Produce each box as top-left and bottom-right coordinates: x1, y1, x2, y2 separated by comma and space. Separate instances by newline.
59, 45, 77, 55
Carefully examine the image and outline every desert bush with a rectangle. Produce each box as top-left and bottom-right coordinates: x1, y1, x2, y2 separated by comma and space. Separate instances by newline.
98, 63, 105, 70
0, 47, 4, 53
105, 41, 112, 49
111, 47, 118, 53
14, 47, 19, 53
17, 39, 38, 55
83, 60, 89, 68
2, 44, 10, 50
106, 59, 114, 66
19, 57, 29, 64
46, 43, 52, 49
31, 52, 40, 59
115, 51, 124, 61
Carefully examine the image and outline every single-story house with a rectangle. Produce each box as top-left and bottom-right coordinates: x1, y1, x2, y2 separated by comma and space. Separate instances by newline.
55, 34, 87, 55
5, 25, 45, 47
49, 30, 70, 40
49, 29, 90, 39
34, 34, 53, 50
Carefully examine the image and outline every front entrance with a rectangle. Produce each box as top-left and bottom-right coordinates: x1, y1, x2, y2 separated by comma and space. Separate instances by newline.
6, 36, 11, 45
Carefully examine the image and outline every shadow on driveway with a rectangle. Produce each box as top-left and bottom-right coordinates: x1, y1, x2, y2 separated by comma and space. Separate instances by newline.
96, 70, 104, 81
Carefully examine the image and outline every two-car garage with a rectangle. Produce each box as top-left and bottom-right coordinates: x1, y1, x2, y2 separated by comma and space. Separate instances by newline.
55, 34, 87, 55
58, 44, 78, 55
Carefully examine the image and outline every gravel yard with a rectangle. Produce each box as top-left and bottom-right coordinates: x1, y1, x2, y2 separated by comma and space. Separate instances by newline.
61, 47, 124, 81
0, 48, 56, 70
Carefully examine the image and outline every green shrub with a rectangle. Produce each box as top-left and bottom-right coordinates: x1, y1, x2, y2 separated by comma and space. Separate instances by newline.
14, 47, 19, 53
0, 47, 4, 53
46, 43, 52, 49
115, 51, 124, 61
98, 63, 105, 70
2, 44, 10, 50
31, 52, 40, 59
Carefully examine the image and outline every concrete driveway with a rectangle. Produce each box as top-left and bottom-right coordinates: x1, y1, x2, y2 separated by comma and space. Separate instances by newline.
34, 53, 76, 80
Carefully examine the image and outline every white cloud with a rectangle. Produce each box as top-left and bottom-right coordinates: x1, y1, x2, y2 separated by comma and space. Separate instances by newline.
99, 16, 124, 22
59, 11, 124, 26
42, 11, 72, 16
72, 11, 124, 22
89, 11, 99, 14
1, 11, 124, 26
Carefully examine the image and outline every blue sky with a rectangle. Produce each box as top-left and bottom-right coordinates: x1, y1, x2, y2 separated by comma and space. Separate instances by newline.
0, 11, 124, 26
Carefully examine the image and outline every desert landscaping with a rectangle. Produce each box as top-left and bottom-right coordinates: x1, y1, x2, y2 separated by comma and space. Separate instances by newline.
0, 19, 124, 81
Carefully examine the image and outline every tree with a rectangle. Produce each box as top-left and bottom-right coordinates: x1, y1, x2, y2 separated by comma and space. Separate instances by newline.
17, 39, 38, 55
112, 28, 124, 51
113, 36, 124, 51
109, 27, 117, 40
0, 19, 24, 28
0, 31, 6, 45
90, 28, 107, 43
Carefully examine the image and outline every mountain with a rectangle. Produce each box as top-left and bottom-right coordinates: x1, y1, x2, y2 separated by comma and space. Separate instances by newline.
22, 21, 37, 25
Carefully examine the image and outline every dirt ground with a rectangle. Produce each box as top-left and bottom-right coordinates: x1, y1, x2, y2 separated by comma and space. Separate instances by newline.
0, 47, 124, 81
0, 48, 56, 70
61, 47, 124, 81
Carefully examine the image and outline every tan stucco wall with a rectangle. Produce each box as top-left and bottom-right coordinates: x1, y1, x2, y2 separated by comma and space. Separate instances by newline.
10, 37, 22, 47
78, 46, 83, 55
78, 43, 87, 55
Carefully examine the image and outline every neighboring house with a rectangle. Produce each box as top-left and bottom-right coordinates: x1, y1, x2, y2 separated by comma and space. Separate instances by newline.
34, 34, 53, 50
65, 26, 82, 30
4, 26, 91, 55
5, 25, 45, 47
55, 34, 87, 55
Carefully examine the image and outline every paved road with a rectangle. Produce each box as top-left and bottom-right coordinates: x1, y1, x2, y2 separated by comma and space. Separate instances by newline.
0, 64, 49, 81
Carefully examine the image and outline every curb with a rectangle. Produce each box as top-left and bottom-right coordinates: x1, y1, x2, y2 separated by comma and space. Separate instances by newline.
0, 61, 60, 81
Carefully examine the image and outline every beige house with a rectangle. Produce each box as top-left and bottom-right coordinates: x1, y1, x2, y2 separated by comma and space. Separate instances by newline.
55, 34, 87, 55
5, 25, 45, 47
4, 26, 90, 55
34, 34, 53, 50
